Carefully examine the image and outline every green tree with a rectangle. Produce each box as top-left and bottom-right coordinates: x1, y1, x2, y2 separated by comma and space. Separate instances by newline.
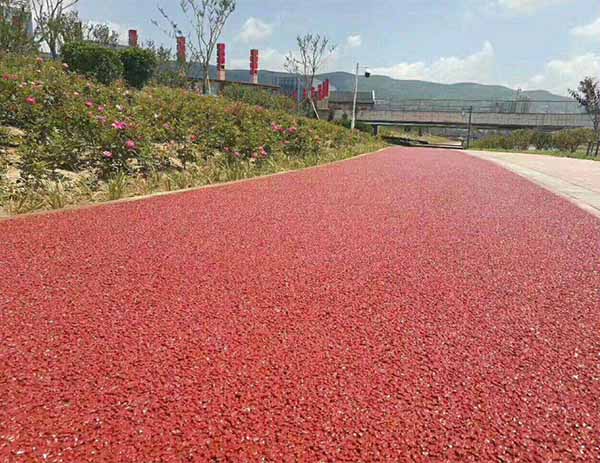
0, 0, 36, 54
84, 22, 120, 47
569, 77, 600, 143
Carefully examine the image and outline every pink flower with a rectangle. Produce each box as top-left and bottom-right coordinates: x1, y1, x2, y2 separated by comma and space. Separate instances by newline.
85, 101, 94, 109
25, 96, 37, 105
287, 127, 297, 135
224, 147, 231, 153
125, 140, 137, 151
259, 146, 268, 158
190, 135, 198, 142
233, 151, 241, 159
97, 105, 105, 113
97, 116, 108, 124
271, 122, 284, 133
102, 150, 113, 159
163, 123, 171, 130
111, 121, 128, 130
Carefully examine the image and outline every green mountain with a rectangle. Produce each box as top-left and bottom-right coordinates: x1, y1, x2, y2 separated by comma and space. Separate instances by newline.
316, 72, 572, 102
216, 67, 571, 102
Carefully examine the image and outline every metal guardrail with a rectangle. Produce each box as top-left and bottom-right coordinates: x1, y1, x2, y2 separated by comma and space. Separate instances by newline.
375, 99, 585, 115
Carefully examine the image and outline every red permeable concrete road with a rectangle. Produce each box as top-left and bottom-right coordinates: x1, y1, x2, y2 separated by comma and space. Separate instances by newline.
1, 148, 600, 462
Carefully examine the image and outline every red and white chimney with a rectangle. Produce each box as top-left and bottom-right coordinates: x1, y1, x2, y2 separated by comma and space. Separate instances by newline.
128, 29, 138, 48
323, 79, 331, 99
217, 43, 226, 81
177, 36, 186, 64
250, 49, 259, 84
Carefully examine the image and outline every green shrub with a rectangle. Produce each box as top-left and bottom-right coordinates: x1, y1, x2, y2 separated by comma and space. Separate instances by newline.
0, 54, 379, 212
120, 48, 157, 89
530, 131, 553, 150
62, 41, 123, 85
474, 128, 596, 153
222, 84, 296, 113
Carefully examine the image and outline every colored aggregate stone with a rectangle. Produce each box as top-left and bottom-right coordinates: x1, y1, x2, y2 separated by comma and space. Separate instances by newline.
1, 147, 599, 462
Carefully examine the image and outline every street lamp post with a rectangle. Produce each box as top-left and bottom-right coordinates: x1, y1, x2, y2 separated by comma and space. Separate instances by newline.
351, 63, 371, 131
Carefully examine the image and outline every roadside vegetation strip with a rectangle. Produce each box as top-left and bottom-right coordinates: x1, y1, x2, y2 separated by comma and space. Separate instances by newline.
472, 128, 599, 161
2, 148, 600, 462
0, 55, 381, 216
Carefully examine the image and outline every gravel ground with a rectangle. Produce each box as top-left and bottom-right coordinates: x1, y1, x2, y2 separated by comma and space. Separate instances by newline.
1, 147, 599, 462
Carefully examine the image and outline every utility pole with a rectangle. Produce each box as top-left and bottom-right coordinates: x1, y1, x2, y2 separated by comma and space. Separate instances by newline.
351, 62, 360, 131
465, 106, 473, 149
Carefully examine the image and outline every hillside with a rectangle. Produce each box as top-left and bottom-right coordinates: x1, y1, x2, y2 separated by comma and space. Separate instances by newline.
211, 67, 571, 104
1, 55, 380, 215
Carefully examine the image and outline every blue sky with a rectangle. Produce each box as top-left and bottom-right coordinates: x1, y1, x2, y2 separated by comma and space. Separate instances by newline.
78, 0, 600, 95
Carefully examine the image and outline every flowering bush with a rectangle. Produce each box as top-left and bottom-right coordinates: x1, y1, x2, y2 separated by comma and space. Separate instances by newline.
1, 54, 380, 212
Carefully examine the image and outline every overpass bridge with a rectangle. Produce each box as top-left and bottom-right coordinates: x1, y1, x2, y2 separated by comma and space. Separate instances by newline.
332, 100, 593, 132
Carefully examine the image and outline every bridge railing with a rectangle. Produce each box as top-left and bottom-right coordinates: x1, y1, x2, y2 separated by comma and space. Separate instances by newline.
374, 99, 585, 115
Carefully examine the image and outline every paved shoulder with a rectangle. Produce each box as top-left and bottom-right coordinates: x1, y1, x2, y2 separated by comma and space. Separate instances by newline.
467, 149, 600, 218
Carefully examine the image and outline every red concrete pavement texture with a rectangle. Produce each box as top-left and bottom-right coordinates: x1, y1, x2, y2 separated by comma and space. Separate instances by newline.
1, 148, 599, 462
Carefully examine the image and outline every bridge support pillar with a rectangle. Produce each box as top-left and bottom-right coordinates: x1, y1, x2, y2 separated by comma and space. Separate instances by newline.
373, 125, 380, 136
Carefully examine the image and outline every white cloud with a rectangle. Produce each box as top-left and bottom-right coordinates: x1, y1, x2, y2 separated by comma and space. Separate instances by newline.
519, 53, 600, 95
496, 0, 568, 13
237, 17, 273, 43
371, 41, 496, 84
346, 34, 362, 48
571, 17, 600, 39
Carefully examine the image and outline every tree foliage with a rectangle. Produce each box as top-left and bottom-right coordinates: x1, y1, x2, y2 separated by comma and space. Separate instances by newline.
0, 0, 36, 54
473, 128, 594, 154
569, 77, 600, 139
83, 22, 120, 47
120, 48, 157, 89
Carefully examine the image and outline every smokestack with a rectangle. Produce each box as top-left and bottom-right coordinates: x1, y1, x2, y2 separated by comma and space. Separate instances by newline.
250, 49, 259, 84
324, 79, 331, 99
318, 84, 323, 101
177, 36, 186, 64
217, 43, 226, 81
128, 29, 138, 48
